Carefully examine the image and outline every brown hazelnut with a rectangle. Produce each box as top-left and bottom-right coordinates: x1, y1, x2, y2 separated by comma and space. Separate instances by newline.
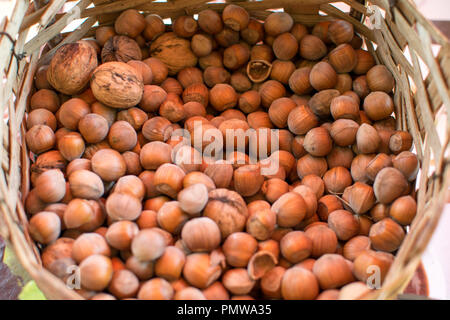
132, 229, 166, 261
198, 9, 223, 35
309, 62, 337, 91
350, 154, 375, 184
240, 18, 264, 45
327, 210, 359, 240
173, 15, 198, 38
313, 254, 354, 289
342, 182, 376, 214
296, 154, 328, 179
356, 123, 381, 154
287, 105, 319, 135
363, 91, 394, 121
305, 225, 338, 258
365, 153, 393, 181
106, 192, 142, 221
323, 167, 352, 194
392, 151, 419, 181
222, 4, 249, 31
137, 278, 174, 300
328, 20, 354, 44
366, 65, 395, 93
222, 268, 256, 295
329, 44, 357, 73
303, 127, 333, 157
353, 250, 394, 283
330, 95, 360, 121
281, 267, 319, 300
272, 192, 307, 227
369, 218, 405, 252
182, 253, 222, 289
389, 195, 417, 225
91, 148, 126, 181
299, 35, 327, 60
389, 131, 413, 154
343, 235, 371, 261
373, 167, 409, 204
79, 254, 113, 291
280, 231, 312, 263
264, 12, 293, 36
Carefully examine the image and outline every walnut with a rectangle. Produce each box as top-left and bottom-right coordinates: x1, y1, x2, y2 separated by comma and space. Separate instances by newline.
47, 41, 98, 95
101, 35, 142, 63
149, 32, 198, 75
90, 62, 144, 109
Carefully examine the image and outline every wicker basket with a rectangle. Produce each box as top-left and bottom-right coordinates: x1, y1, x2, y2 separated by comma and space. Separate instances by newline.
0, 0, 448, 300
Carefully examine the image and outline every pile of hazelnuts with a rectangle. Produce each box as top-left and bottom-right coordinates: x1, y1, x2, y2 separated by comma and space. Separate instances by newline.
24, 4, 419, 300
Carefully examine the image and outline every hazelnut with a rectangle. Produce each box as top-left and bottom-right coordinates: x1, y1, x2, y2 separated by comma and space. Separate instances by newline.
272, 192, 307, 227
259, 80, 286, 108
154, 246, 186, 281
79, 254, 113, 291
288, 67, 312, 95
343, 235, 371, 261
330, 119, 359, 146
91, 149, 126, 181
287, 105, 319, 135
309, 62, 337, 91
173, 15, 198, 38
108, 269, 139, 299
313, 254, 354, 289
72, 232, 110, 263
356, 123, 381, 154
106, 192, 142, 221
156, 201, 189, 234
270, 60, 296, 84
299, 35, 327, 60
280, 231, 312, 263
241, 18, 264, 45
353, 250, 394, 283
222, 4, 250, 31
223, 268, 256, 295
373, 167, 409, 204
342, 182, 375, 214
389, 131, 413, 154
369, 218, 405, 252
328, 20, 354, 44
34, 169, 66, 203
305, 225, 338, 258
223, 232, 257, 267
105, 221, 139, 250
132, 229, 167, 261
330, 95, 360, 121
69, 169, 104, 200
233, 164, 264, 197
181, 217, 221, 252
303, 127, 333, 157
309, 89, 341, 118
281, 267, 319, 300
198, 9, 223, 35
363, 91, 394, 121
264, 12, 293, 36
297, 154, 328, 179
140, 141, 172, 170
300, 174, 325, 199
182, 253, 222, 289
392, 151, 419, 181
317, 194, 343, 221
138, 278, 174, 300
28, 211, 61, 244
327, 210, 359, 240
273, 33, 298, 60
366, 65, 395, 93
389, 195, 417, 225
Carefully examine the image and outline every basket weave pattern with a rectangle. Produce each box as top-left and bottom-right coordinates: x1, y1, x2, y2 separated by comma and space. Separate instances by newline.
0, 0, 448, 300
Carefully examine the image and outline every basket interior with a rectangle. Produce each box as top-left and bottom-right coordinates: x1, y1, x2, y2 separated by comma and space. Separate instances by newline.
0, 0, 448, 300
